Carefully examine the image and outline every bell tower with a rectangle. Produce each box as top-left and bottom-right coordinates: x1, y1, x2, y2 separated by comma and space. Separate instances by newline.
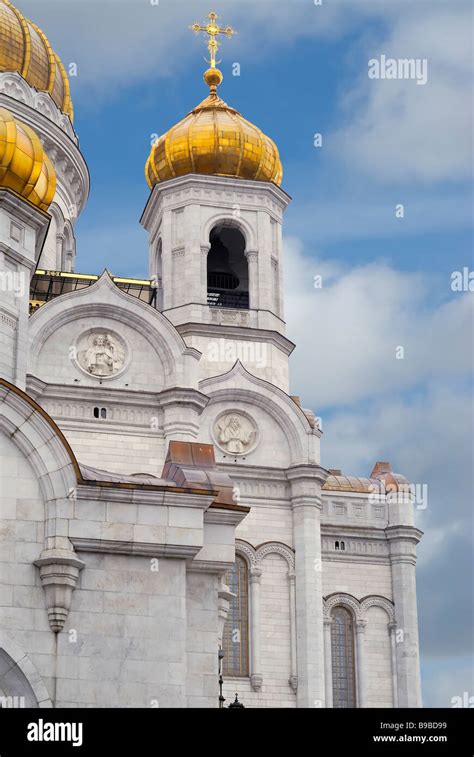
141, 12, 294, 391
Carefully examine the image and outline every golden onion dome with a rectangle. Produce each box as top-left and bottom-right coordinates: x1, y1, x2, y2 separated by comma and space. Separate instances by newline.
0, 0, 73, 121
146, 67, 283, 188
0, 105, 56, 210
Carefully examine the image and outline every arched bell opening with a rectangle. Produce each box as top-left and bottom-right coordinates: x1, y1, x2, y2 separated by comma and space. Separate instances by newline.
207, 224, 249, 310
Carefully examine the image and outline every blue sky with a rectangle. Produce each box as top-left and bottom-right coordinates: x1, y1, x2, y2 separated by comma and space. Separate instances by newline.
24, 0, 473, 707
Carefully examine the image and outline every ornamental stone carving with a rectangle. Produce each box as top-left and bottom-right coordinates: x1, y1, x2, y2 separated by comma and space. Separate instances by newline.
213, 411, 257, 456
75, 330, 127, 379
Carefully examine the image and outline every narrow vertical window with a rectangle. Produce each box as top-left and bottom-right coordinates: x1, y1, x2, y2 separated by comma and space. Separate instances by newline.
222, 555, 249, 677
331, 606, 356, 707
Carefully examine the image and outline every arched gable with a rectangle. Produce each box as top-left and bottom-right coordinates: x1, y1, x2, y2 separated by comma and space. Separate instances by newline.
200, 361, 320, 467
28, 271, 201, 390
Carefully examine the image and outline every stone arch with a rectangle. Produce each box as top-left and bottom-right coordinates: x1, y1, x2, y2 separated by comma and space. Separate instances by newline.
201, 362, 315, 465
323, 592, 362, 622
0, 379, 80, 552
255, 541, 295, 571
0, 632, 52, 708
360, 595, 395, 624
235, 539, 257, 568
202, 212, 257, 253
27, 272, 200, 390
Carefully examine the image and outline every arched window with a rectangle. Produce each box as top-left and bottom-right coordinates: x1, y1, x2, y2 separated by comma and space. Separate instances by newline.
207, 224, 249, 310
331, 606, 356, 708
150, 239, 163, 310
222, 554, 249, 677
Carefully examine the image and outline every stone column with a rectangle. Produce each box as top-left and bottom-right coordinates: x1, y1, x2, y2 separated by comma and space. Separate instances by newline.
355, 620, 367, 708
245, 250, 259, 311
288, 570, 298, 693
249, 566, 262, 692
389, 622, 399, 707
201, 243, 211, 305
386, 525, 423, 707
323, 618, 333, 707
56, 232, 65, 270
218, 580, 235, 648
287, 465, 328, 707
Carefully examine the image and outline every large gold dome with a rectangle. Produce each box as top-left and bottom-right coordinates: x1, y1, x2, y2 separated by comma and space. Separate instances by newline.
0, 105, 56, 210
146, 72, 283, 187
0, 0, 73, 121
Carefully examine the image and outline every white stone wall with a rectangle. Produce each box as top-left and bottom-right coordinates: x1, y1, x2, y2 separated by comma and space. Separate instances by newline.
322, 559, 393, 601
185, 571, 219, 708
0, 433, 54, 701
0, 427, 238, 708
234, 502, 293, 547
364, 606, 393, 708
183, 333, 290, 393
35, 317, 166, 391
199, 401, 293, 469
58, 552, 187, 708
58, 428, 164, 476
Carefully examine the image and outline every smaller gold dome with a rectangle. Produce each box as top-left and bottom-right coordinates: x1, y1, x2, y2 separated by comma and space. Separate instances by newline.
0, 106, 56, 210
146, 74, 283, 188
0, 0, 73, 121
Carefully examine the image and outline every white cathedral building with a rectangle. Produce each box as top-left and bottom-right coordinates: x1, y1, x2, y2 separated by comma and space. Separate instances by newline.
0, 3, 423, 709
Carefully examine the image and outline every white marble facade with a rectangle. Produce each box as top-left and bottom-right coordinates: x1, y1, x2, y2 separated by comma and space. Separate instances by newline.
0, 65, 423, 710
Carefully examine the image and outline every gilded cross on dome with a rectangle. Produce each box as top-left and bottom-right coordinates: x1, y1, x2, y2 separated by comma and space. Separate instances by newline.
191, 11, 236, 70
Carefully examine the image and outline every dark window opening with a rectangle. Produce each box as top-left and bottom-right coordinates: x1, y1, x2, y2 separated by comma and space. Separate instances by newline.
222, 555, 249, 677
93, 407, 107, 420
331, 606, 356, 708
207, 225, 249, 310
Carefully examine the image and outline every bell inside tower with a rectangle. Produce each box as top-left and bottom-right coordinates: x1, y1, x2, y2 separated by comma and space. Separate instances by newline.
207, 224, 249, 309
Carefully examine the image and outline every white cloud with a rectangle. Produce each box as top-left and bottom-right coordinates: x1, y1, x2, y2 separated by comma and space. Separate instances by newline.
423, 659, 474, 707
18, 0, 348, 99
284, 236, 473, 408
16, 0, 412, 100
284, 237, 473, 687
286, 192, 473, 244
332, 5, 473, 183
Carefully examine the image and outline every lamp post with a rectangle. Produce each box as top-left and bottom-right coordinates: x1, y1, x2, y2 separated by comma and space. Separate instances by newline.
218, 648, 226, 709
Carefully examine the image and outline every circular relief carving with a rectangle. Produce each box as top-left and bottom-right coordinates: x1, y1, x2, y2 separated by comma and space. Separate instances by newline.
74, 329, 128, 379
212, 411, 258, 456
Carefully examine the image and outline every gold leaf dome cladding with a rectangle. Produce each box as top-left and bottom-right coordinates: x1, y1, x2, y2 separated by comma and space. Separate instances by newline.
0, 105, 56, 210
146, 83, 283, 188
0, 0, 73, 120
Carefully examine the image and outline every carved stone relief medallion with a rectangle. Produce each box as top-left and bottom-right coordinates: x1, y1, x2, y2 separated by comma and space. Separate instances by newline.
75, 329, 127, 379
213, 411, 258, 456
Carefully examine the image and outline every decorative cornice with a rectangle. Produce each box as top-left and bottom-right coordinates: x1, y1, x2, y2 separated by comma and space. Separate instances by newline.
140, 173, 291, 229
69, 537, 201, 561
178, 322, 294, 354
